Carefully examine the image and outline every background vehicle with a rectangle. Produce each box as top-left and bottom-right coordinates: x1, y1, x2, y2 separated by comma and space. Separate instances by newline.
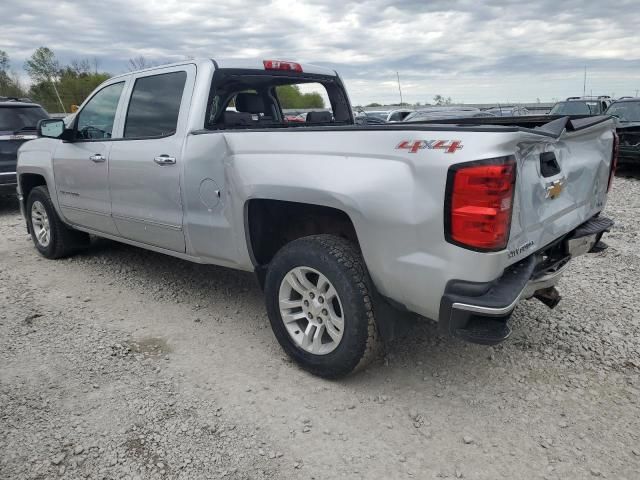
484, 105, 530, 117
362, 109, 414, 122
403, 107, 496, 122
0, 97, 49, 195
549, 96, 612, 116
17, 59, 616, 378
605, 98, 640, 165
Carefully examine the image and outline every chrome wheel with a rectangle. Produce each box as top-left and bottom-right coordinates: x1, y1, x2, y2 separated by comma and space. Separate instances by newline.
278, 266, 345, 355
31, 201, 51, 248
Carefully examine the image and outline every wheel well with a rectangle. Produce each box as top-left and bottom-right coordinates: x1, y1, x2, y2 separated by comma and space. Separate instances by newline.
247, 199, 359, 266
20, 174, 47, 203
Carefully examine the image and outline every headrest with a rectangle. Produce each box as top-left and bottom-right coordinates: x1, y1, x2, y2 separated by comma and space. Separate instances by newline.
235, 93, 265, 114
306, 111, 332, 123
223, 111, 253, 126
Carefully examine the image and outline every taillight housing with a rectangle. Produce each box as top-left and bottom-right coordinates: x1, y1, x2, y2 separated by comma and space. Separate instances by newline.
263, 60, 303, 73
607, 131, 618, 192
445, 156, 517, 252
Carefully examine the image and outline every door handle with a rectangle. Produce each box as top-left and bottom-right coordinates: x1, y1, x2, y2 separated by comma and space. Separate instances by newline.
89, 154, 105, 163
154, 155, 176, 165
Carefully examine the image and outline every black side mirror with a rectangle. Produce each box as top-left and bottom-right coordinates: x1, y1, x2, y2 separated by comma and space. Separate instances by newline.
38, 118, 66, 139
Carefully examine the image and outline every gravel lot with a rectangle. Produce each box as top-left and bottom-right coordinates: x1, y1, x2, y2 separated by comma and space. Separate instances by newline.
1, 175, 639, 480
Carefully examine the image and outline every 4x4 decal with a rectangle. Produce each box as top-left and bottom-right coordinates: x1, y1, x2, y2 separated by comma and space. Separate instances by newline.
396, 140, 463, 154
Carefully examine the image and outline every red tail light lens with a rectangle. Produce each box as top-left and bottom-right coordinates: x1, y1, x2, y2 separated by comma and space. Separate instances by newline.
608, 131, 618, 192
445, 157, 516, 251
263, 60, 303, 73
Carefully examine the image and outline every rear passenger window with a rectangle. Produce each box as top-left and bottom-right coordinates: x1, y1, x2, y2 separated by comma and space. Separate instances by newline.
124, 71, 187, 138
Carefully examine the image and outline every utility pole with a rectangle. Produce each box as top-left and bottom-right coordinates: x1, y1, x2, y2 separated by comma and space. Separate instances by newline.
49, 74, 65, 113
396, 72, 403, 106
583, 66, 587, 97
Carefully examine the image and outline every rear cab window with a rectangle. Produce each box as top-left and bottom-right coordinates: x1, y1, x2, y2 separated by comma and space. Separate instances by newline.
205, 68, 352, 130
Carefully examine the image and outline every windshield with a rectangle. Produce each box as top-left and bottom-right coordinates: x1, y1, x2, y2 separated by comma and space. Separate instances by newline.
0, 106, 49, 131
605, 101, 640, 122
549, 101, 600, 115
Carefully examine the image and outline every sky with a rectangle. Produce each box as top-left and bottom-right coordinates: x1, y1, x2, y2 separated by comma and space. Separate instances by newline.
1, 0, 639, 105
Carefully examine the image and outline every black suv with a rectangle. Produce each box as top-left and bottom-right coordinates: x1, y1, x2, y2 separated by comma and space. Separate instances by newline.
605, 98, 640, 166
548, 96, 612, 116
0, 97, 49, 194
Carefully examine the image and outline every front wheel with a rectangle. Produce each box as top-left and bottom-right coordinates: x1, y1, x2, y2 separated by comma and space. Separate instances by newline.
26, 186, 88, 259
264, 235, 378, 378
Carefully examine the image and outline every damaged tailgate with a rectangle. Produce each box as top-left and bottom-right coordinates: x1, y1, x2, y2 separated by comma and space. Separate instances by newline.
506, 116, 616, 263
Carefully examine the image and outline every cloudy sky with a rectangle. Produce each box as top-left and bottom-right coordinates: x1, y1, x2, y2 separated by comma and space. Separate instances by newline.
1, 0, 639, 105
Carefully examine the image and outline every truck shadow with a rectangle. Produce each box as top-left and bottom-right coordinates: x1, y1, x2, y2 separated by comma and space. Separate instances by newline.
616, 164, 640, 179
76, 234, 615, 392
0, 194, 19, 215
74, 238, 491, 381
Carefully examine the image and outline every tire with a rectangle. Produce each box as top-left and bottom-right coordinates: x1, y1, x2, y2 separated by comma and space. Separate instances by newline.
264, 234, 379, 378
26, 186, 89, 259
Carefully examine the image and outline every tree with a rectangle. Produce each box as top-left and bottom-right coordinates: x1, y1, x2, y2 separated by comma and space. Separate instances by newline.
0, 50, 27, 98
276, 84, 325, 109
22, 47, 111, 112
24, 47, 60, 83
365, 102, 382, 107
433, 95, 452, 106
25, 47, 65, 112
127, 56, 154, 71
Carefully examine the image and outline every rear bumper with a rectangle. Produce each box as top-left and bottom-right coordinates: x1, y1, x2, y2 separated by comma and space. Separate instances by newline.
438, 215, 614, 345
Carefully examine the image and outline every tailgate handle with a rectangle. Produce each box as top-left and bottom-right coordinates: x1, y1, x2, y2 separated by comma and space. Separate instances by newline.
540, 152, 560, 177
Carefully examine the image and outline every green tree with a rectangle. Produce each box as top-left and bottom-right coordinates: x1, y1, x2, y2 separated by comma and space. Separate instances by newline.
56, 64, 110, 110
24, 48, 111, 112
25, 47, 65, 111
365, 102, 382, 107
24, 47, 60, 83
0, 50, 26, 98
276, 84, 325, 109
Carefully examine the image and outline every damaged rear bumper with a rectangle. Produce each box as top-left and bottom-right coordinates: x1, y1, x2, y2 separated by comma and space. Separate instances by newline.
438, 215, 614, 345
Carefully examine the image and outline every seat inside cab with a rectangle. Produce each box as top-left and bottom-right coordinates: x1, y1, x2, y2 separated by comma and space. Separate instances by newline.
206, 72, 346, 129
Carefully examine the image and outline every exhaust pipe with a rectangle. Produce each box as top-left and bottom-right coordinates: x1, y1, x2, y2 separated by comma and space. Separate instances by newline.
534, 286, 561, 309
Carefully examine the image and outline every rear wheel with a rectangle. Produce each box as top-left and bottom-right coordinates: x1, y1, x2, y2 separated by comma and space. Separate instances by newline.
265, 234, 378, 378
26, 186, 89, 259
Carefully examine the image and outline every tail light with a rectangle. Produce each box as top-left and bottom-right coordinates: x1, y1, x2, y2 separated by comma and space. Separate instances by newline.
607, 131, 618, 192
445, 156, 517, 252
263, 60, 303, 73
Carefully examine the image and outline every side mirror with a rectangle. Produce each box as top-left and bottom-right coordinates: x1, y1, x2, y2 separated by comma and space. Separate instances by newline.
38, 118, 66, 139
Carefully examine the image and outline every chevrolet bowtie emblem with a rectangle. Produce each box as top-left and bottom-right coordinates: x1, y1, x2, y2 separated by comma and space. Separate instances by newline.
545, 179, 565, 199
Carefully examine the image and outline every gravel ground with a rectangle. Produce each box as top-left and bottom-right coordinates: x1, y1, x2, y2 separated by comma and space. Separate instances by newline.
1, 175, 639, 480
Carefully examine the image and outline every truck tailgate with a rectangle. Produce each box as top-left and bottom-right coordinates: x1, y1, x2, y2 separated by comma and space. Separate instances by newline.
507, 118, 615, 263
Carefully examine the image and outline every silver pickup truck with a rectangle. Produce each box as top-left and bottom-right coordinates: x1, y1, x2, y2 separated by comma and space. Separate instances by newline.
17, 59, 617, 378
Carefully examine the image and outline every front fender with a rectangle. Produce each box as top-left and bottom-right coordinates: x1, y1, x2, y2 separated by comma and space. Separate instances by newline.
17, 139, 64, 220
